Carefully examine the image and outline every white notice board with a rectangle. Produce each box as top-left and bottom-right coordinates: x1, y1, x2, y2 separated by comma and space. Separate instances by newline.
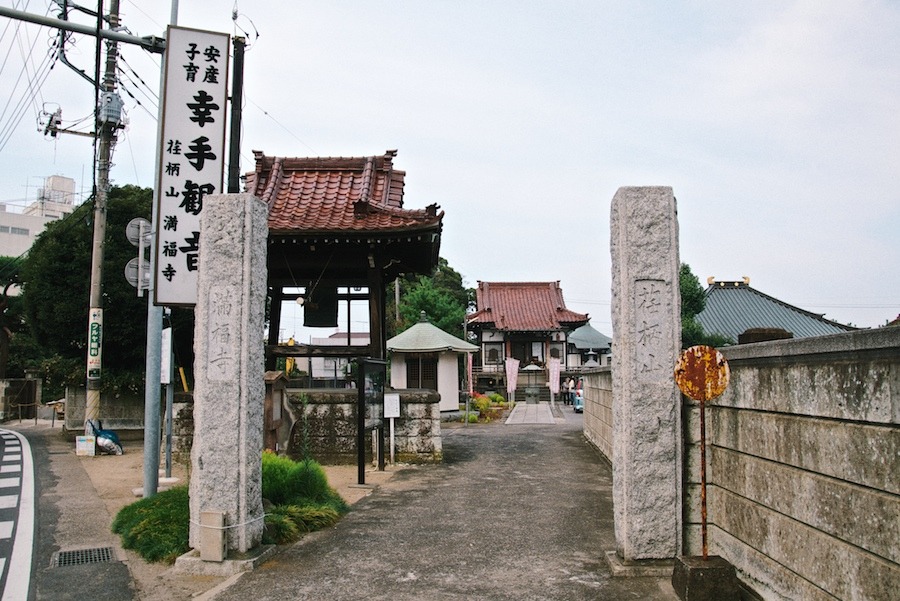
384, 393, 401, 419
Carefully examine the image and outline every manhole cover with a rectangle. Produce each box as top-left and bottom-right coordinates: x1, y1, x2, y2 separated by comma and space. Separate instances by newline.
50, 547, 115, 568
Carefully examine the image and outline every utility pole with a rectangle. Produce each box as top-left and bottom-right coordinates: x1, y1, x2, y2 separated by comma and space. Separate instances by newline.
85, 0, 123, 432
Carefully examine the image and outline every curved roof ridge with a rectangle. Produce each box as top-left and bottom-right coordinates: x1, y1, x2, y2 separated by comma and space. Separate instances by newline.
246, 149, 442, 235
261, 156, 283, 207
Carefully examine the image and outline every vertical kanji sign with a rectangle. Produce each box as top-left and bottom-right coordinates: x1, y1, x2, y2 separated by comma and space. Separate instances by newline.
154, 26, 230, 306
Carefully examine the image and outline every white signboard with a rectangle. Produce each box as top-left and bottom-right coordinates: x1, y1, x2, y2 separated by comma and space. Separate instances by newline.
87, 308, 102, 379
384, 393, 401, 419
154, 25, 230, 306
160, 327, 173, 384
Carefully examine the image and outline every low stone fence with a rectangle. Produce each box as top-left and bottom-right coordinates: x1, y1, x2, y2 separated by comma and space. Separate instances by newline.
688, 328, 899, 600
171, 387, 442, 468
280, 388, 442, 464
581, 367, 612, 462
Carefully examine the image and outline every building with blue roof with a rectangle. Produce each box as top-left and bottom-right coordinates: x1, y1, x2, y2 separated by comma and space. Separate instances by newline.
696, 277, 857, 343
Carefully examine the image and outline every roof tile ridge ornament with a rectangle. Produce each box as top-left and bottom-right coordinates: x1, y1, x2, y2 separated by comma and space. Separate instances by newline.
360, 155, 375, 205
480, 281, 491, 308
351, 200, 443, 221
381, 149, 398, 207
261, 156, 283, 207
248, 150, 269, 196
353, 199, 370, 220
552, 280, 565, 311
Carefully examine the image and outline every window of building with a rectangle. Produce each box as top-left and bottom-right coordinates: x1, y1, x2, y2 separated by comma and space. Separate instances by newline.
406, 354, 438, 390
485, 343, 503, 364
10, 227, 28, 236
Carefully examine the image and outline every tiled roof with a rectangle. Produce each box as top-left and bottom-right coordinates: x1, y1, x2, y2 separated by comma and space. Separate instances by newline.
569, 323, 612, 350
697, 279, 857, 342
466, 281, 589, 332
388, 313, 478, 353
245, 150, 443, 235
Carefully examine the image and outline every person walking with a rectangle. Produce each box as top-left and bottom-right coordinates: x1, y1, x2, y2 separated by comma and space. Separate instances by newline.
566, 377, 575, 405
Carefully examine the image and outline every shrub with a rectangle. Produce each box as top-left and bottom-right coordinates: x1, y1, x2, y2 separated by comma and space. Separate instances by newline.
114, 454, 350, 562
472, 394, 492, 414
112, 486, 189, 563
293, 459, 330, 503
261, 451, 349, 513
262, 504, 341, 544
262, 507, 302, 544
261, 450, 301, 505
488, 392, 506, 405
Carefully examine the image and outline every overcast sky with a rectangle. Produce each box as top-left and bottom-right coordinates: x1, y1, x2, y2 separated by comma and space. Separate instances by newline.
1, 0, 898, 335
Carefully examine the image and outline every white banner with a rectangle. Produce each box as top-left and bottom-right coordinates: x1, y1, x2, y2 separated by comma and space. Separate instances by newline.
154, 26, 230, 306
548, 358, 561, 394
505, 357, 520, 397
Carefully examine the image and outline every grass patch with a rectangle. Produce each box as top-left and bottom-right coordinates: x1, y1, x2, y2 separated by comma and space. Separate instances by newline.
112, 455, 350, 563
111, 486, 189, 563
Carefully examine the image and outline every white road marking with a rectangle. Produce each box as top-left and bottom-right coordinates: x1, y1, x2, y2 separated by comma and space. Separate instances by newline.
1, 429, 33, 601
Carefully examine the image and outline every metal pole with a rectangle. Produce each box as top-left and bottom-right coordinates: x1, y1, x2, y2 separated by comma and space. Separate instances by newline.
165, 378, 174, 478
0, 5, 165, 52
389, 417, 395, 465
84, 0, 120, 434
357, 361, 365, 485
699, 394, 708, 560
227, 37, 245, 193
142, 1, 178, 498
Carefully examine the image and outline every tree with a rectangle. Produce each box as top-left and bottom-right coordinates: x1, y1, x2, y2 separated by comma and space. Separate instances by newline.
680, 262, 706, 319
386, 257, 473, 339
398, 277, 467, 337
0, 256, 25, 378
679, 262, 733, 348
19, 185, 193, 395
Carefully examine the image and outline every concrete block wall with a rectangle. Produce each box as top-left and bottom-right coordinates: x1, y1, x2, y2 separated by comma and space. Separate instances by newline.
581, 367, 613, 463
63, 386, 146, 438
686, 328, 900, 600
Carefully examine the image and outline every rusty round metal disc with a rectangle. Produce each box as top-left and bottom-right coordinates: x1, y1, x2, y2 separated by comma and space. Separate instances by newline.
674, 345, 730, 401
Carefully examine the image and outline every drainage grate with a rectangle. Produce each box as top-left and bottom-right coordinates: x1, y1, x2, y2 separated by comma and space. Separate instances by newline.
50, 547, 115, 568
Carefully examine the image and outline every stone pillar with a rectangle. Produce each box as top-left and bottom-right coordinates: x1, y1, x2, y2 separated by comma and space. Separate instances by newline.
610, 186, 682, 562
189, 193, 268, 554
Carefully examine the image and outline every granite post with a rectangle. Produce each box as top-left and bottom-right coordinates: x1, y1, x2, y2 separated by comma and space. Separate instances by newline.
189, 193, 268, 555
609, 186, 682, 563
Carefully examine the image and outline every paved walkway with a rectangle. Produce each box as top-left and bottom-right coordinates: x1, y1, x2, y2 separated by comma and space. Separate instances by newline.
211, 410, 678, 601
504, 401, 559, 425
6, 412, 679, 600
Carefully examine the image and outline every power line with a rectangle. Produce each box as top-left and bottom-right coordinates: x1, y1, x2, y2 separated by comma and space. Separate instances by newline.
245, 95, 317, 154
0, 17, 59, 152
118, 55, 157, 100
